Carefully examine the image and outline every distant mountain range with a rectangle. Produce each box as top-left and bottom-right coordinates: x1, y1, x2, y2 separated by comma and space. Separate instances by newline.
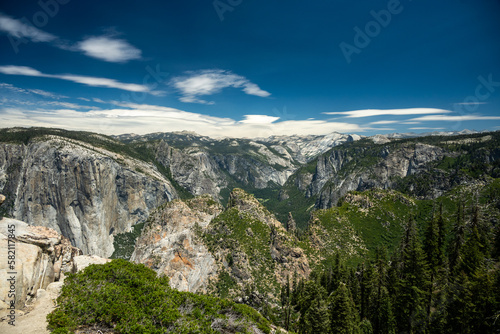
1, 127, 499, 257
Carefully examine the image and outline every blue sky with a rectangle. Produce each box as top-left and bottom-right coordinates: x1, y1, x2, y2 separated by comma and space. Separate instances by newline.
0, 0, 499, 137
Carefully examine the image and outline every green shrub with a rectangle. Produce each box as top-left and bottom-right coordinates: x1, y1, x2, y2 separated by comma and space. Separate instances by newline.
47, 259, 271, 333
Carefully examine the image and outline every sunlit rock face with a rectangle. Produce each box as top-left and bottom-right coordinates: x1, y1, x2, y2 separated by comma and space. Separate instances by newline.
131, 195, 223, 293
0, 217, 82, 310
0, 138, 177, 257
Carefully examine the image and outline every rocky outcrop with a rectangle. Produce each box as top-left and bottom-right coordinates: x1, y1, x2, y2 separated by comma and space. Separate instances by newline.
73, 255, 111, 272
131, 195, 223, 293
286, 212, 296, 232
132, 190, 312, 307
201, 189, 312, 306
0, 136, 178, 257
0, 217, 81, 312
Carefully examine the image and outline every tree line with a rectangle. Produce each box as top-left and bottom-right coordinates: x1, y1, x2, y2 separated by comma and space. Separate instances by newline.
276, 203, 500, 333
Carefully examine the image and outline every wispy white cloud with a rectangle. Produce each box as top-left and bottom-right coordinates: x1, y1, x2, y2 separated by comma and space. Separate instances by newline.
240, 115, 280, 124
409, 127, 446, 130
171, 69, 271, 104
0, 82, 68, 99
324, 108, 451, 118
0, 65, 162, 94
0, 104, 366, 138
410, 114, 500, 122
44, 101, 99, 110
0, 95, 99, 110
0, 13, 57, 42
454, 102, 487, 106
77, 36, 142, 63
0, 65, 43, 76
0, 13, 142, 63
369, 120, 399, 125
29, 89, 66, 99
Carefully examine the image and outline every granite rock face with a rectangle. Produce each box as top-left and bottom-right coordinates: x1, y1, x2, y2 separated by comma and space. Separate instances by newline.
0, 217, 81, 310
132, 190, 312, 306
0, 137, 178, 257
301, 142, 449, 208
154, 140, 297, 200
131, 195, 223, 293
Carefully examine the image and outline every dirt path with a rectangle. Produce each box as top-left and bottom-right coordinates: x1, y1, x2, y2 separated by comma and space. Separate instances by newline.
0, 282, 62, 334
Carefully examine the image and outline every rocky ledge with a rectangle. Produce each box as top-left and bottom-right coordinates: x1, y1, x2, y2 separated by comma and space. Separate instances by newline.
0, 217, 82, 314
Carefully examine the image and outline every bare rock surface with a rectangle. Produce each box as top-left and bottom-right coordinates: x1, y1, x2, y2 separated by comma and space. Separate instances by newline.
0, 216, 110, 333
132, 195, 223, 293
0, 137, 178, 257
0, 217, 81, 313
73, 255, 111, 272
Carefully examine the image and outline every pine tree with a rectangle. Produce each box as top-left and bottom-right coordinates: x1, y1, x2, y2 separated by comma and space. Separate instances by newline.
449, 202, 466, 274
297, 281, 327, 333
436, 203, 446, 265
461, 205, 484, 276
304, 297, 330, 334
359, 318, 373, 334
281, 274, 292, 331
445, 273, 473, 334
369, 247, 393, 334
394, 217, 429, 334
424, 210, 442, 326
329, 282, 360, 334
425, 208, 443, 272
374, 286, 395, 334
359, 263, 374, 320
468, 267, 497, 333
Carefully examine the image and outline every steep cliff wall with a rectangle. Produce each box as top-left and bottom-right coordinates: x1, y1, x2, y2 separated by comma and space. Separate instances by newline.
154, 139, 296, 200
310, 142, 447, 208
0, 136, 177, 257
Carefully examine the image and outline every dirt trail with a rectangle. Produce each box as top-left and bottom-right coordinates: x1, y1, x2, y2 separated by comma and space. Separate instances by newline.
0, 282, 62, 334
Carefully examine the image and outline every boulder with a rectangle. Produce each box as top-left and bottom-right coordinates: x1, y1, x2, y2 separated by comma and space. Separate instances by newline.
0, 217, 81, 313
73, 255, 111, 272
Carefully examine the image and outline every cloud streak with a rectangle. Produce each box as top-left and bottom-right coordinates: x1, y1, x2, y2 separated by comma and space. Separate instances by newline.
410, 114, 500, 122
0, 82, 68, 99
0, 65, 161, 94
0, 13, 57, 42
171, 70, 271, 104
0, 103, 366, 138
0, 13, 142, 63
324, 108, 452, 118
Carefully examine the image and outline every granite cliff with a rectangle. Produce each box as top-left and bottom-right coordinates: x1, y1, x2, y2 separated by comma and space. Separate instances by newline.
0, 131, 177, 257
1, 127, 499, 261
